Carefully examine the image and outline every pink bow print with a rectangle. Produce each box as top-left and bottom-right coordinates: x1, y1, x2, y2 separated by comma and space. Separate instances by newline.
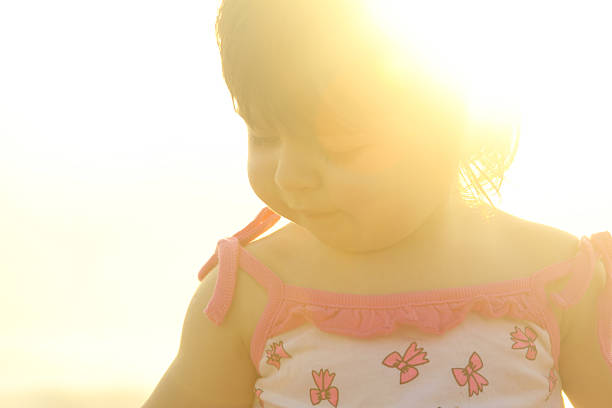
548, 368, 558, 394
254, 388, 264, 407
545, 368, 559, 401
452, 352, 489, 397
309, 369, 339, 407
382, 342, 429, 384
510, 326, 538, 360
265, 341, 291, 369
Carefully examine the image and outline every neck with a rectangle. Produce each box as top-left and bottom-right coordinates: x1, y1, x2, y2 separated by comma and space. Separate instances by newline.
297, 194, 497, 267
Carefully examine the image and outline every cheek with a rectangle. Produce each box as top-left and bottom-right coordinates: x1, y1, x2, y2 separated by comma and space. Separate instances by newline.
326, 152, 404, 207
328, 141, 450, 210
350, 145, 402, 174
247, 151, 278, 200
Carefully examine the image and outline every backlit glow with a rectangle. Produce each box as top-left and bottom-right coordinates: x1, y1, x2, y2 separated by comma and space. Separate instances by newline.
363, 0, 524, 127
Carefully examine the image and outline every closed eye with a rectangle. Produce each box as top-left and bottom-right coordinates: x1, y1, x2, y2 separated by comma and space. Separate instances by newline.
326, 145, 371, 161
248, 132, 279, 147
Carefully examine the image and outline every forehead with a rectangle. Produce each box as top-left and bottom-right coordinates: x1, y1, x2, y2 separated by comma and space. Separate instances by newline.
228, 1, 465, 144
239, 42, 432, 133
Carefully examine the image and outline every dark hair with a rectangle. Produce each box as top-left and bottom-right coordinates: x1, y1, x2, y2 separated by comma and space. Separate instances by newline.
215, 0, 520, 216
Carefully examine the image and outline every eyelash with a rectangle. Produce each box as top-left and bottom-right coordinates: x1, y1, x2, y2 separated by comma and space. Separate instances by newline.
248, 132, 279, 146
248, 133, 368, 161
326, 145, 369, 161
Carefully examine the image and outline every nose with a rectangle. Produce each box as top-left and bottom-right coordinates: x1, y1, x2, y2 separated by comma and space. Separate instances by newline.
274, 141, 321, 192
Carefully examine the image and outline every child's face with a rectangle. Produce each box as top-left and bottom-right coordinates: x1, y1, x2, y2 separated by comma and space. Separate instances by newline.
245, 66, 465, 254
227, 0, 468, 254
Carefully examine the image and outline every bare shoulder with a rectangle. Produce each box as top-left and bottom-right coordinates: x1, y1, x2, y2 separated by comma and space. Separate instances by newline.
142, 263, 258, 407
494, 209, 581, 264
500, 211, 578, 244
450, 209, 572, 288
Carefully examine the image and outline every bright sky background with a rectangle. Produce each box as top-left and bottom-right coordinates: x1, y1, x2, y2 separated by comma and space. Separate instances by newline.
1, 1, 610, 407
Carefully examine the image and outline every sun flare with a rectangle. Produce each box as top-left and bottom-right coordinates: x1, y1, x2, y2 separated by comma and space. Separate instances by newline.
362, 0, 525, 127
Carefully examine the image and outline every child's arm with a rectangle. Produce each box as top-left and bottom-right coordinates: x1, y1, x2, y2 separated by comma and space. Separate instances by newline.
559, 259, 612, 407
141, 264, 257, 408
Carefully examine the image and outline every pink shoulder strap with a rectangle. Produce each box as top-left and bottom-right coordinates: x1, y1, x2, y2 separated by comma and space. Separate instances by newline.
197, 207, 282, 325
532, 232, 610, 304
536, 231, 612, 373
591, 231, 612, 372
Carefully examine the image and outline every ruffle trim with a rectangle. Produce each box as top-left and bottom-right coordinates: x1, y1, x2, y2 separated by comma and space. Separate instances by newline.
271, 291, 544, 339
250, 285, 559, 374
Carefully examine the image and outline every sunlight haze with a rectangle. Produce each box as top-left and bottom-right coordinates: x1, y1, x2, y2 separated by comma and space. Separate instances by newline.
1, 1, 610, 406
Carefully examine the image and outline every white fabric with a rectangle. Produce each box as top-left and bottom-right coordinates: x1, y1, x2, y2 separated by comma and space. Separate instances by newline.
252, 314, 563, 407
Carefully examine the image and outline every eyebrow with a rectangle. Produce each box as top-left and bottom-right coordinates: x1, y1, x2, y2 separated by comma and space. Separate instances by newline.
239, 99, 380, 148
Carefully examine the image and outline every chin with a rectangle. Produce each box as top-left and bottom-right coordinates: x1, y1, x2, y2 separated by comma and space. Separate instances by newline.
306, 220, 397, 255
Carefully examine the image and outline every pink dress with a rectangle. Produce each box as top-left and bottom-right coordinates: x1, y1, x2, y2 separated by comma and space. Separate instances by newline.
198, 208, 612, 407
